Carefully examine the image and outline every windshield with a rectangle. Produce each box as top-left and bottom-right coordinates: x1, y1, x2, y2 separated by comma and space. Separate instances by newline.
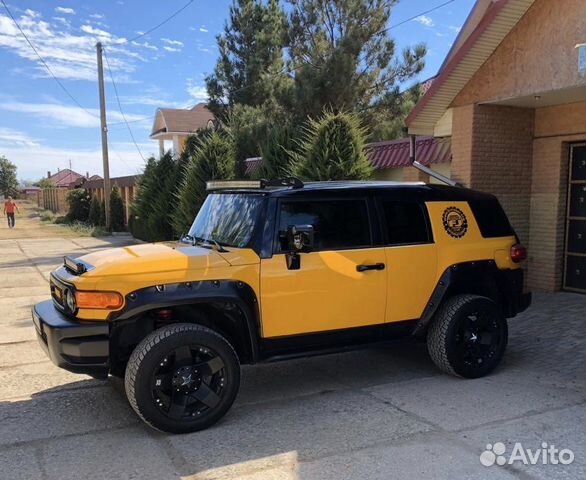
187, 193, 265, 248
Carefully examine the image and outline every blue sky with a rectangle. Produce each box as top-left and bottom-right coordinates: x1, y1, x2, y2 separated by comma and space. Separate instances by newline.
0, 0, 474, 181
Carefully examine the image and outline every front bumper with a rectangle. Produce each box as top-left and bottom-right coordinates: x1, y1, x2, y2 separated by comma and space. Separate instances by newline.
32, 300, 110, 379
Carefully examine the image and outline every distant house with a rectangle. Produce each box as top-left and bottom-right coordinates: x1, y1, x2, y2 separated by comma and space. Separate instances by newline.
150, 103, 216, 157
45, 169, 85, 188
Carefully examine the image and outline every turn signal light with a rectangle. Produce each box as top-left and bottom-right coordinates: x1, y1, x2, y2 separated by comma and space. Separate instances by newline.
76, 291, 124, 309
510, 244, 527, 263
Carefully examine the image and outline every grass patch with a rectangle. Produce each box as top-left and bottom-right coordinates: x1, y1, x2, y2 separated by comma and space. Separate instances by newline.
39, 210, 57, 222
67, 221, 110, 237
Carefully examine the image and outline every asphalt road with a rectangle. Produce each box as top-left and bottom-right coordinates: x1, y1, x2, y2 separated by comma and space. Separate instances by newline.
0, 207, 584, 479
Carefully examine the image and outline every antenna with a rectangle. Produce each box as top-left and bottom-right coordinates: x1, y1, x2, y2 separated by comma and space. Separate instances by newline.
409, 135, 462, 187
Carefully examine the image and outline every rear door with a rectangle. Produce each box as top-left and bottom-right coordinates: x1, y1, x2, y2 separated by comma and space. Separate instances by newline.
377, 198, 438, 322
260, 197, 387, 337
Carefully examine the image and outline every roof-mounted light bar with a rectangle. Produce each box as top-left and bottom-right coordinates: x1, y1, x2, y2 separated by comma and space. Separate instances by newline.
206, 178, 304, 191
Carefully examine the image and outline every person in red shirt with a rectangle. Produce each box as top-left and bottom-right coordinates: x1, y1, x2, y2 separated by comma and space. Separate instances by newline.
3, 196, 19, 228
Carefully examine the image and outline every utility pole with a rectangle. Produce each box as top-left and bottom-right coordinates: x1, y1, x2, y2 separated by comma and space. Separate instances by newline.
96, 42, 111, 229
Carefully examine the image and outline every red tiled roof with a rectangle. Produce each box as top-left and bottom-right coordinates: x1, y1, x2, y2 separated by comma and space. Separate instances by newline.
365, 136, 451, 169
84, 175, 141, 190
244, 137, 451, 177
48, 169, 84, 187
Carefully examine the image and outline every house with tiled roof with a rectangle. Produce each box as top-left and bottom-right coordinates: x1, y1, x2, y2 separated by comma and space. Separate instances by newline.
46, 169, 85, 188
405, 0, 586, 294
150, 103, 216, 157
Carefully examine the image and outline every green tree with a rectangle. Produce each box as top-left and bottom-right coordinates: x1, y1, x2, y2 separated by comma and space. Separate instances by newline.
66, 189, 91, 222
35, 178, 55, 189
255, 122, 296, 179
288, 0, 426, 123
109, 186, 125, 232
0, 156, 18, 197
99, 200, 106, 227
291, 110, 372, 180
205, 0, 291, 120
173, 132, 236, 235
88, 195, 102, 225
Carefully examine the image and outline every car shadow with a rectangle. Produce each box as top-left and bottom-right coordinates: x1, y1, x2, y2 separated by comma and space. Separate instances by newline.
0, 340, 439, 478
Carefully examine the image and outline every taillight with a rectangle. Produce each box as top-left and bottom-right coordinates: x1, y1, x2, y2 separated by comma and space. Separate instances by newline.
510, 244, 527, 263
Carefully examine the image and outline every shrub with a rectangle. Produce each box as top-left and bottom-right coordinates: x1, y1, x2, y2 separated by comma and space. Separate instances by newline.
130, 154, 180, 242
39, 210, 56, 222
255, 123, 295, 180
66, 189, 91, 222
88, 196, 102, 226
291, 110, 372, 181
109, 186, 125, 232
99, 200, 106, 227
173, 131, 236, 235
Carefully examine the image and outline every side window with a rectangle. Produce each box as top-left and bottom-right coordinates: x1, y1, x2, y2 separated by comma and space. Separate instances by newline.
277, 199, 371, 252
380, 200, 431, 246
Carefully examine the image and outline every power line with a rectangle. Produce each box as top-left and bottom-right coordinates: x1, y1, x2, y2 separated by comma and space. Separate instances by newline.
127, 0, 195, 43
103, 48, 146, 162
225, 0, 457, 99
378, 0, 456, 34
0, 0, 99, 118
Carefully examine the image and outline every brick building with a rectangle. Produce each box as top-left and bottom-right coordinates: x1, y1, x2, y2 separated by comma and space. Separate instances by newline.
406, 0, 585, 294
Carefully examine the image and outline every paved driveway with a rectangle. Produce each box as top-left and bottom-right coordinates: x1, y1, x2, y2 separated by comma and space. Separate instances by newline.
0, 213, 584, 479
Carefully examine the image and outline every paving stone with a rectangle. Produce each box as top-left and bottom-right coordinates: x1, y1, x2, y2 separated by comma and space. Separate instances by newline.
41, 428, 180, 480
0, 323, 36, 343
0, 444, 43, 480
300, 435, 519, 480
366, 375, 586, 431
0, 385, 138, 446
458, 404, 586, 480
0, 361, 101, 400
0, 339, 49, 366
169, 389, 434, 473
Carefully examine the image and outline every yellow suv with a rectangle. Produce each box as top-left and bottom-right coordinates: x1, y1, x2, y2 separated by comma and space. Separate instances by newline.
32, 179, 531, 433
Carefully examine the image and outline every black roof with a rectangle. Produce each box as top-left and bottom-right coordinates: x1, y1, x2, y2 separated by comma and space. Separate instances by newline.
215, 181, 497, 202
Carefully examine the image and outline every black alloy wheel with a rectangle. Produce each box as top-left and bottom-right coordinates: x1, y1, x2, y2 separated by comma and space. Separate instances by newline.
125, 323, 240, 433
427, 294, 508, 378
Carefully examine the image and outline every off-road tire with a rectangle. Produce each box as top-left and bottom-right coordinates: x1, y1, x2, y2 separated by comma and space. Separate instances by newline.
125, 323, 240, 433
427, 294, 508, 378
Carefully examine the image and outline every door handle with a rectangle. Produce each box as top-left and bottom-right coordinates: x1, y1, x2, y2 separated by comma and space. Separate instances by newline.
356, 263, 385, 272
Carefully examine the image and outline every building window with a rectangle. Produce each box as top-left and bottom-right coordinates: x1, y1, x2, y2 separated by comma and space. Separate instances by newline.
277, 199, 371, 252
380, 200, 431, 245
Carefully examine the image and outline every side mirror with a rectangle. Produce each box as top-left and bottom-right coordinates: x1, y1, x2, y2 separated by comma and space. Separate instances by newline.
284, 225, 314, 270
287, 224, 314, 252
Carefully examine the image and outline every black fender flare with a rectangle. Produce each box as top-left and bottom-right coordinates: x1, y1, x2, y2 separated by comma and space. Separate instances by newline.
109, 280, 261, 362
412, 260, 527, 337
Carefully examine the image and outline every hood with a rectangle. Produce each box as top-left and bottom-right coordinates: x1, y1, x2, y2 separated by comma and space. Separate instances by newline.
80, 243, 230, 277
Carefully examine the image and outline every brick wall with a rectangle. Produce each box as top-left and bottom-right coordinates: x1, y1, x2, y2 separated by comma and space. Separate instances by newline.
528, 102, 586, 291
451, 104, 534, 243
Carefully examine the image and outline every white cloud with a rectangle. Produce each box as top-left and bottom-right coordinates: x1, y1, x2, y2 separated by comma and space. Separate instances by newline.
3, 142, 151, 179
162, 38, 184, 47
163, 46, 181, 53
89, 14, 104, 20
199, 26, 208, 33
415, 15, 434, 27
186, 79, 208, 102
448, 25, 461, 33
0, 10, 139, 82
55, 7, 75, 15
0, 127, 39, 147
0, 100, 146, 128
131, 40, 158, 51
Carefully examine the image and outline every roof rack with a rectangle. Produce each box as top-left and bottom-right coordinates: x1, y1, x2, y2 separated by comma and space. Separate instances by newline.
206, 177, 304, 191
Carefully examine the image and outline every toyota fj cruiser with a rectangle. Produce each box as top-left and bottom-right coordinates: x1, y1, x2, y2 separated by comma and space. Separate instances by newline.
32, 179, 531, 433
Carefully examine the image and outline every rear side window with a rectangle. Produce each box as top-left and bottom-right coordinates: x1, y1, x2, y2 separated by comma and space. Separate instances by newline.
380, 200, 431, 245
277, 199, 371, 252
469, 198, 515, 238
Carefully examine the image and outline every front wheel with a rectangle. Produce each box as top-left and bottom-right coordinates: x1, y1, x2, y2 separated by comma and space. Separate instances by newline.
125, 323, 240, 433
427, 294, 508, 378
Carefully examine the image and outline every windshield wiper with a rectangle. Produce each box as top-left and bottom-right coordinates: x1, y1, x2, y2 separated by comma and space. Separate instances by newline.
191, 235, 228, 253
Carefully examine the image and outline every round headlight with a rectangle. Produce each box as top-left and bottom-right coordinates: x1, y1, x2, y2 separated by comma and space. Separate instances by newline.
65, 289, 77, 312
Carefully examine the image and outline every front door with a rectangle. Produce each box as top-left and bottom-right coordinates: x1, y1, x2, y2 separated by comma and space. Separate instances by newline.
564, 143, 586, 293
260, 198, 387, 337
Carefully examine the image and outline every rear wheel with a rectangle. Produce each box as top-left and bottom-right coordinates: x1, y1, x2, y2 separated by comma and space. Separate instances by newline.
427, 294, 508, 378
125, 323, 240, 433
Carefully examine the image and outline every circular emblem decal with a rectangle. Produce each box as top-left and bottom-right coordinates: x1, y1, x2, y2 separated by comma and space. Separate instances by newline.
442, 206, 468, 238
